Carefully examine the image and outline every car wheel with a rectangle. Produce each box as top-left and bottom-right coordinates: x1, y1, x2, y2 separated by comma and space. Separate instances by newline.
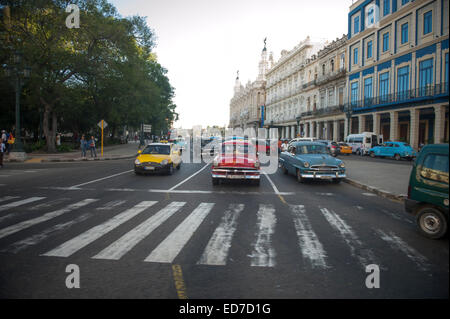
134, 170, 141, 176
394, 153, 401, 161
416, 206, 448, 239
253, 179, 260, 186
177, 162, 181, 169
296, 169, 304, 183
370, 151, 375, 158
167, 164, 174, 175
212, 177, 219, 185
332, 178, 342, 184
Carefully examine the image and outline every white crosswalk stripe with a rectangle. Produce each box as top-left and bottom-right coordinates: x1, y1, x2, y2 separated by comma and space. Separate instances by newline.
197, 203, 243, 266
93, 201, 186, 260
42, 201, 157, 258
290, 205, 328, 269
144, 202, 215, 263
0, 196, 20, 203
0, 197, 46, 212
249, 204, 277, 267
0, 199, 97, 240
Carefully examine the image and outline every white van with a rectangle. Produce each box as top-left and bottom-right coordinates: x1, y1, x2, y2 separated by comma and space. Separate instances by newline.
288, 137, 318, 145
345, 132, 383, 155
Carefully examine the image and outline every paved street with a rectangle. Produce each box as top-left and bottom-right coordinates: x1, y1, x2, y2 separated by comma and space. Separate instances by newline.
0, 155, 448, 299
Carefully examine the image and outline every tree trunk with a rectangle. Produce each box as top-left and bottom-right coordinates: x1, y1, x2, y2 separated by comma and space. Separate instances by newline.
41, 98, 57, 153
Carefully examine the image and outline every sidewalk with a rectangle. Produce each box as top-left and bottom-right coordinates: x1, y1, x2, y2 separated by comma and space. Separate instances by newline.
4, 141, 141, 163
341, 156, 413, 202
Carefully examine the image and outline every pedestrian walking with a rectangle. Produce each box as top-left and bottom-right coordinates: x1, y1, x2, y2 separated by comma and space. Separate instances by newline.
0, 138, 5, 168
7, 132, 14, 153
80, 135, 87, 158
89, 136, 97, 158
281, 140, 289, 152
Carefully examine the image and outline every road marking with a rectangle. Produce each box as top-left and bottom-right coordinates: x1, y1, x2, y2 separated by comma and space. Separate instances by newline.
0, 197, 46, 212
92, 202, 186, 260
316, 193, 334, 196
30, 198, 71, 211
145, 202, 214, 263
249, 204, 277, 267
0, 199, 97, 240
42, 201, 157, 258
375, 229, 430, 271
168, 164, 210, 191
320, 207, 377, 268
263, 172, 287, 204
2, 213, 93, 254
69, 170, 134, 189
290, 205, 328, 269
172, 264, 188, 299
0, 196, 20, 203
95, 200, 127, 210
362, 192, 377, 197
197, 203, 243, 266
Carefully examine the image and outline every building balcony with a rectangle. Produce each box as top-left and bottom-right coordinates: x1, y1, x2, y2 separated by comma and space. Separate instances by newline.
316, 69, 346, 86
348, 83, 449, 113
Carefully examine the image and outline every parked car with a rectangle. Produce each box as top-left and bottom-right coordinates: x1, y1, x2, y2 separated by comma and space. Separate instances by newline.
289, 137, 317, 145
134, 143, 181, 175
211, 140, 260, 186
315, 140, 341, 157
405, 144, 449, 239
345, 132, 383, 155
338, 142, 352, 155
279, 141, 346, 183
368, 141, 416, 161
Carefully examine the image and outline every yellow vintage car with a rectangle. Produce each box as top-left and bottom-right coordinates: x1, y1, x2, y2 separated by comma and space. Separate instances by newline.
134, 143, 181, 175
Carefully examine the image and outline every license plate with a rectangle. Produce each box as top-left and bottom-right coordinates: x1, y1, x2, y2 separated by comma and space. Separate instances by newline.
319, 175, 332, 179
227, 175, 244, 179
144, 166, 155, 170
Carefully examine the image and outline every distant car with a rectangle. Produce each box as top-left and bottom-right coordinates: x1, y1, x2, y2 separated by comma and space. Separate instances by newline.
368, 141, 416, 161
315, 140, 341, 157
279, 141, 346, 183
289, 137, 317, 145
405, 144, 449, 239
251, 138, 277, 155
338, 142, 352, 155
211, 140, 260, 186
134, 143, 181, 175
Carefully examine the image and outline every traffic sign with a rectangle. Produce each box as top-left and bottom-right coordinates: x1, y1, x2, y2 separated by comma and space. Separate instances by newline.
143, 124, 152, 132
98, 120, 108, 128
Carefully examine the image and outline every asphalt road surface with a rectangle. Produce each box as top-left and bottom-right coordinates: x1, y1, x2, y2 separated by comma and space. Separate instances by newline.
0, 156, 448, 298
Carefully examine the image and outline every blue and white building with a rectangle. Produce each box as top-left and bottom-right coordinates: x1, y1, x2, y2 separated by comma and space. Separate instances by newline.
346, 0, 449, 149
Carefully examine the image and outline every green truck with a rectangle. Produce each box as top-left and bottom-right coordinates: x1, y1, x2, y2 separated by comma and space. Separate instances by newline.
405, 144, 449, 239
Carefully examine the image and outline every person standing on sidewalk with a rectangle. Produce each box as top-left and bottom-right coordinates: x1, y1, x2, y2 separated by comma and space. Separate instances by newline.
0, 138, 5, 168
80, 135, 87, 158
7, 132, 14, 153
89, 136, 97, 158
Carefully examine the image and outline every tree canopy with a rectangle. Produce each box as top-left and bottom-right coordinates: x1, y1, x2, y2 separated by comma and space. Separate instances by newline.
0, 0, 178, 152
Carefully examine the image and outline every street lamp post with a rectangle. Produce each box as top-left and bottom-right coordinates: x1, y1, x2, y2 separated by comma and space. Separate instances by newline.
4, 51, 31, 161
296, 116, 301, 137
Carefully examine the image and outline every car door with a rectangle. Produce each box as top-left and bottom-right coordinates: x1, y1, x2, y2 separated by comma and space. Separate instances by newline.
381, 143, 392, 156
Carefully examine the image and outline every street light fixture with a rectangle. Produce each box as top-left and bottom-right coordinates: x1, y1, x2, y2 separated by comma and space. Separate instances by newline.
3, 50, 31, 161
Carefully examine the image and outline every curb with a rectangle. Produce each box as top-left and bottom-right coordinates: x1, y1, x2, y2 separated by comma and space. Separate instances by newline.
343, 178, 407, 203
5, 155, 136, 163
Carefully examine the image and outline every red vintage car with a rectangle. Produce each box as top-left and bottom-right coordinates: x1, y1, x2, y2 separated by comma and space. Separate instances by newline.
211, 140, 260, 186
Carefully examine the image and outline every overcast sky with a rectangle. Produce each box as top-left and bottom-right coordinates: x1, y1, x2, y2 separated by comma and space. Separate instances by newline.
110, 0, 352, 129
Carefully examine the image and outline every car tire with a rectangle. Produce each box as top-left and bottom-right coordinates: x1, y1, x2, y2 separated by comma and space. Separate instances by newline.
212, 177, 219, 185
177, 162, 181, 170
394, 153, 401, 161
134, 170, 141, 176
416, 206, 448, 239
332, 178, 342, 184
370, 151, 375, 158
167, 164, 174, 175
296, 169, 305, 183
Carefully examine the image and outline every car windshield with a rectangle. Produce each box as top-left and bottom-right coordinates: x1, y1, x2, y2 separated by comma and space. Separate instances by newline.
142, 145, 170, 155
297, 144, 328, 154
339, 143, 348, 146
221, 143, 256, 155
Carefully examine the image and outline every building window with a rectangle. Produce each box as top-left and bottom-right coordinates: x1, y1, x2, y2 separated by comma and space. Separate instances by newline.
367, 40, 373, 59
401, 0, 410, 5
367, 6, 375, 26
401, 23, 409, 44
445, 53, 449, 88
382, 32, 389, 52
351, 82, 359, 106
379, 72, 390, 102
340, 53, 345, 70
423, 11, 433, 35
383, 0, 390, 16
353, 47, 358, 65
397, 66, 410, 100
419, 58, 433, 96
364, 77, 373, 105
322, 64, 326, 76
331, 60, 335, 72
354, 16, 360, 35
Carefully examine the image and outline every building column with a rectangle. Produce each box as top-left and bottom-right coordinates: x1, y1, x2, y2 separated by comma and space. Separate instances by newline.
344, 117, 349, 138
410, 108, 420, 150
310, 121, 315, 138
358, 115, 366, 133
333, 120, 339, 142
316, 122, 321, 138
325, 122, 330, 140
373, 112, 381, 137
291, 125, 296, 139
434, 105, 446, 144
389, 111, 398, 142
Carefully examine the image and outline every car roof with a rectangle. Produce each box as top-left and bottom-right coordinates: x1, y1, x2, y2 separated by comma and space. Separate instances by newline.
290, 141, 326, 146
420, 144, 449, 154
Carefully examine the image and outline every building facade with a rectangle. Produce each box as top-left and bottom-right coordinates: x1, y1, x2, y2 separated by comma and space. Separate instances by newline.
346, 0, 449, 149
264, 36, 328, 139
229, 46, 268, 130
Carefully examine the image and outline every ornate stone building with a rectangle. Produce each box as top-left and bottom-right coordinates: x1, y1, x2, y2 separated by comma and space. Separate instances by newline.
229, 44, 269, 130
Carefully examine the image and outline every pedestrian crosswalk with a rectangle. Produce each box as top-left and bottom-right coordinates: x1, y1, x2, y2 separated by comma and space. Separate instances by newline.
0, 195, 433, 272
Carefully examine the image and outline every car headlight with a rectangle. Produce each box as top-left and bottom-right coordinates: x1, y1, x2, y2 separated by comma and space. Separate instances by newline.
161, 159, 169, 165
135, 159, 141, 165
339, 162, 345, 168
303, 162, 310, 168
254, 161, 260, 168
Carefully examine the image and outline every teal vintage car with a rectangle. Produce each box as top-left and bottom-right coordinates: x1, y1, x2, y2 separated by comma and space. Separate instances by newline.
279, 141, 346, 183
368, 141, 416, 160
